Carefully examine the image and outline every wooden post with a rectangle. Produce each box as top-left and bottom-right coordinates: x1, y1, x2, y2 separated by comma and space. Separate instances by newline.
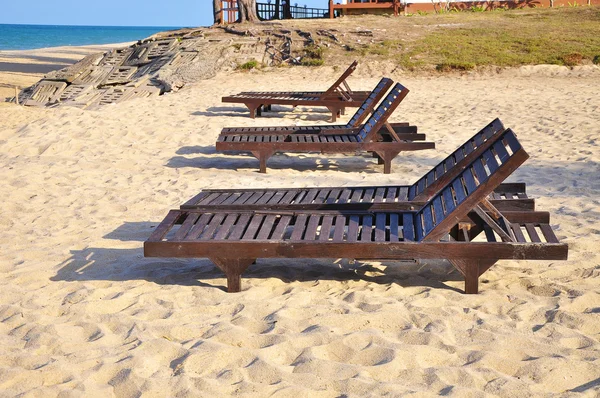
14, 86, 19, 105
329, 0, 334, 18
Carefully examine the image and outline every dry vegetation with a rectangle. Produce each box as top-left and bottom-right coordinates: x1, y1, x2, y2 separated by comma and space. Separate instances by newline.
239, 6, 600, 72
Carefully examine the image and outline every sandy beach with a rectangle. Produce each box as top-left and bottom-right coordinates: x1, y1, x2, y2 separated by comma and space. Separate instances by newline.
0, 55, 599, 396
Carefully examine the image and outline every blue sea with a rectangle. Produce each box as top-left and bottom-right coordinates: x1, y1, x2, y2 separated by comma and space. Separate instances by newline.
0, 24, 183, 51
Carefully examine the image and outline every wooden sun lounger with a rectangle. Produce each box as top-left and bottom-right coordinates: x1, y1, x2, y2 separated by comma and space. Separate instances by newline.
216, 83, 435, 174
221, 77, 401, 135
222, 60, 370, 121
145, 129, 568, 294
190, 118, 534, 212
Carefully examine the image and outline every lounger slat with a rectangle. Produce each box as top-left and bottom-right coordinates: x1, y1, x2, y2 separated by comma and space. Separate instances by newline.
432, 197, 444, 225
338, 188, 352, 203
362, 188, 374, 203
245, 191, 266, 205
350, 189, 364, 203
390, 213, 399, 241
332, 215, 346, 242
326, 189, 342, 204
256, 215, 277, 240
385, 187, 397, 202
463, 168, 478, 194
198, 192, 221, 205
280, 190, 300, 205
200, 214, 226, 240
539, 224, 560, 243
374, 187, 386, 203
148, 210, 180, 242
397, 187, 409, 201
227, 214, 252, 240
185, 213, 213, 240
233, 192, 255, 204
301, 189, 320, 204
483, 149, 499, 174
493, 140, 510, 163
242, 214, 265, 240
220, 193, 242, 205
442, 186, 456, 214
472, 159, 488, 184
504, 132, 522, 153
402, 213, 415, 242
361, 215, 373, 242
525, 223, 541, 242
452, 178, 467, 205
348, 216, 360, 242
319, 215, 334, 241
214, 214, 239, 240
422, 206, 434, 235
304, 215, 321, 241
255, 192, 276, 205
511, 223, 526, 243
271, 215, 292, 240
375, 213, 387, 241
290, 215, 308, 241
315, 189, 330, 204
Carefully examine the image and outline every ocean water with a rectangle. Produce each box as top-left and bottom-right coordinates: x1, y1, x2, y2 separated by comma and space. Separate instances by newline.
0, 24, 182, 51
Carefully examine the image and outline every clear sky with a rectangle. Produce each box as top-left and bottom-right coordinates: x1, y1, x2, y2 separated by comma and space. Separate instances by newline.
0, 0, 330, 27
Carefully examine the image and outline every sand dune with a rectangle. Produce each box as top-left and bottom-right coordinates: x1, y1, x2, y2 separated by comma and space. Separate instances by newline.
0, 65, 599, 396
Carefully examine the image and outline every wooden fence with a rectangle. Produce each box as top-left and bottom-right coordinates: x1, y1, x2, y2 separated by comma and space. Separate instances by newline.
220, 1, 328, 24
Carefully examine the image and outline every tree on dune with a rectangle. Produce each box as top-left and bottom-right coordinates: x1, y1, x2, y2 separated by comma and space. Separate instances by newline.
237, 0, 260, 23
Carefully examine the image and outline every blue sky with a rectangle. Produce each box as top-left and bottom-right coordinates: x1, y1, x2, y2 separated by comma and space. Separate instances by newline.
0, 0, 330, 27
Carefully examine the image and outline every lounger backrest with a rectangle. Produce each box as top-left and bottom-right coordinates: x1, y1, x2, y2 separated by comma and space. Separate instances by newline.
346, 78, 394, 128
320, 60, 358, 100
404, 129, 529, 242
408, 118, 506, 201
355, 83, 409, 143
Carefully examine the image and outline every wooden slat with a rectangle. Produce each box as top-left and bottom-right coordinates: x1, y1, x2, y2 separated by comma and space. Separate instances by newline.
199, 213, 226, 240
539, 224, 559, 243
511, 223, 526, 243
332, 215, 346, 242
214, 214, 239, 240
402, 213, 415, 242
304, 215, 321, 240
227, 214, 252, 240
360, 215, 373, 242
242, 214, 265, 240
290, 214, 308, 240
525, 223, 541, 242
375, 213, 386, 242
319, 215, 334, 241
148, 210, 180, 242
256, 215, 277, 240
185, 213, 213, 240
347, 215, 360, 242
389, 213, 399, 241
271, 215, 292, 240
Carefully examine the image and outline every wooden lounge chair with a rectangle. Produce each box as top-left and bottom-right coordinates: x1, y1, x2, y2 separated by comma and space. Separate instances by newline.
189, 118, 533, 212
221, 77, 410, 136
222, 60, 371, 121
145, 129, 568, 294
216, 83, 435, 174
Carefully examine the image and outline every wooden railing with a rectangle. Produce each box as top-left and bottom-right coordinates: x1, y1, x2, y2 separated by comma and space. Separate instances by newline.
256, 2, 328, 20
221, 0, 239, 24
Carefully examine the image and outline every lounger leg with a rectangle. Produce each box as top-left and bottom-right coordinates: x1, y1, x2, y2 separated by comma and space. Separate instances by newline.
251, 150, 274, 173
449, 259, 497, 294
326, 106, 340, 123
374, 151, 400, 174
210, 257, 256, 293
245, 103, 259, 119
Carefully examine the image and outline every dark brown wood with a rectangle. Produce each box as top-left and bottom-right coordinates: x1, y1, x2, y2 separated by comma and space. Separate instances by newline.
222, 61, 370, 120
210, 257, 255, 292
218, 83, 434, 173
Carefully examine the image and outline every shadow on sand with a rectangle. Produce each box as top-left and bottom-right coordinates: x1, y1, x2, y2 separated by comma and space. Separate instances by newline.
50, 221, 463, 293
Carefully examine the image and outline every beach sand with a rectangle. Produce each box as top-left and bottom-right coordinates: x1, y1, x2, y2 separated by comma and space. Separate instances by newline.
0, 61, 599, 396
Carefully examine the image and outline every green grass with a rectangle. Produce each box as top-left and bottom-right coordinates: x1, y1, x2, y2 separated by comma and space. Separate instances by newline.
350, 8, 600, 70
237, 59, 260, 70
